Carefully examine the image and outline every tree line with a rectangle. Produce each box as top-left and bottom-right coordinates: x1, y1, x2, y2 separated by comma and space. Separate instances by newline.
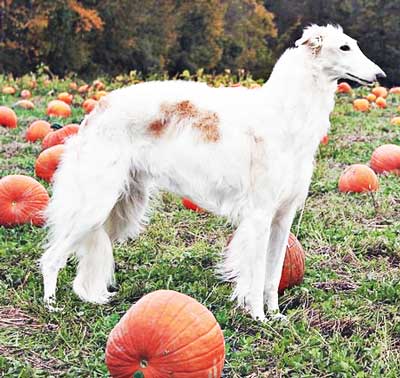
0, 0, 398, 84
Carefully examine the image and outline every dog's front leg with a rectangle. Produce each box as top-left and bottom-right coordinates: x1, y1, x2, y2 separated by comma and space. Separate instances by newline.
264, 206, 297, 320
226, 211, 272, 321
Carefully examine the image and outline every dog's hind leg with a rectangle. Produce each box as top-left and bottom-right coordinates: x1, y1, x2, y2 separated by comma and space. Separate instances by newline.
105, 171, 152, 243
72, 171, 152, 303
72, 226, 115, 303
40, 237, 78, 309
40, 132, 134, 306
264, 205, 297, 320
220, 211, 272, 321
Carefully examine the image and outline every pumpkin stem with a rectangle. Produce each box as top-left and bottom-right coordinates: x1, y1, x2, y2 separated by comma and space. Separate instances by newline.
51, 123, 63, 130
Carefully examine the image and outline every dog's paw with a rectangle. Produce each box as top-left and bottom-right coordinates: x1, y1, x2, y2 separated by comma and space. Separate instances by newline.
44, 297, 63, 312
269, 311, 288, 323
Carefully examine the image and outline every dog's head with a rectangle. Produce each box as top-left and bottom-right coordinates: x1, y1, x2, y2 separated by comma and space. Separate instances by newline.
296, 24, 385, 84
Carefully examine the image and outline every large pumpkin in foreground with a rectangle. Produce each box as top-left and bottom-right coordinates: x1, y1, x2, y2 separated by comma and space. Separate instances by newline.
338, 164, 379, 193
105, 290, 225, 378
0, 175, 49, 226
278, 233, 306, 295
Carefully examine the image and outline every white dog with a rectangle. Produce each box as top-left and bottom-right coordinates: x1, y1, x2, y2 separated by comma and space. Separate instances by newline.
40, 25, 385, 321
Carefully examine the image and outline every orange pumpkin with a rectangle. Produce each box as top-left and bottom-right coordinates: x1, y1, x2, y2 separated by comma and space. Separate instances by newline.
375, 97, 387, 109
26, 120, 52, 142
2, 86, 16, 95
93, 79, 106, 90
353, 99, 369, 112
320, 135, 329, 145
0, 106, 18, 128
391, 117, 400, 126
82, 98, 98, 114
92, 91, 108, 100
20, 89, 32, 99
14, 99, 35, 109
279, 233, 306, 295
389, 87, 400, 95
57, 92, 73, 105
69, 82, 78, 91
78, 84, 90, 93
372, 86, 388, 98
370, 144, 400, 175
105, 290, 225, 378
226, 232, 305, 294
182, 197, 204, 213
47, 100, 72, 118
337, 82, 352, 93
29, 79, 37, 89
42, 124, 79, 149
35, 145, 65, 182
338, 164, 379, 193
366, 93, 376, 102
0, 175, 49, 226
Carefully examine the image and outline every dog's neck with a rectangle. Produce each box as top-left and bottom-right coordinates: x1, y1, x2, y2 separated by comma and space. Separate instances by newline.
262, 47, 337, 147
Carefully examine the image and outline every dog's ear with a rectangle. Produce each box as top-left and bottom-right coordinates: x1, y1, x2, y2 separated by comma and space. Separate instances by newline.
295, 25, 324, 55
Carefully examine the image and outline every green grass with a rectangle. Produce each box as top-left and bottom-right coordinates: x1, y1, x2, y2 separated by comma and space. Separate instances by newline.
0, 75, 399, 377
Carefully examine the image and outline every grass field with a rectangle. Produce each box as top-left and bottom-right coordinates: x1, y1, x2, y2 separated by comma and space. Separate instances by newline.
0, 74, 399, 377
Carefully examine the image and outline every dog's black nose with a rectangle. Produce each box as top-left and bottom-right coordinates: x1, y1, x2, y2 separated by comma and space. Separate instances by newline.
376, 72, 387, 80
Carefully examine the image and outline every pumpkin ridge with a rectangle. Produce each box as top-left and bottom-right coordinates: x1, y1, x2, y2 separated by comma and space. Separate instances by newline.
145, 290, 183, 356
159, 355, 224, 375
152, 295, 194, 356
155, 340, 224, 367
153, 305, 210, 356
155, 319, 219, 361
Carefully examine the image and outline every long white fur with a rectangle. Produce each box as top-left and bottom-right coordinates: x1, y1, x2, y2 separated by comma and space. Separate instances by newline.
40, 25, 384, 320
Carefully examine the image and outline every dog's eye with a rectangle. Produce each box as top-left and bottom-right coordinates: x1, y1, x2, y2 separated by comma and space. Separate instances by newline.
340, 45, 350, 51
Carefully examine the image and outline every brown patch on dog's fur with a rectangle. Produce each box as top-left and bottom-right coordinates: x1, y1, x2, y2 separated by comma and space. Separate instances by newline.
148, 119, 167, 137
174, 100, 198, 118
192, 112, 220, 142
149, 100, 220, 142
